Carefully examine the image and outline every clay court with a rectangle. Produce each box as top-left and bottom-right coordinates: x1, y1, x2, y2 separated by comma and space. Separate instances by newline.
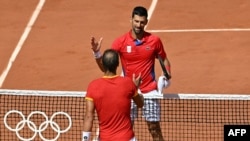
1, 0, 250, 140
1, 0, 250, 93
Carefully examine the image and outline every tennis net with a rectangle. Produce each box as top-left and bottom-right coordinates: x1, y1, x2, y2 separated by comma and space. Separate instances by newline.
1, 89, 250, 141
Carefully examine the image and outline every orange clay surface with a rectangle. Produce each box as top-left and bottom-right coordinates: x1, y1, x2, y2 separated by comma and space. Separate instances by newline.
1, 0, 250, 94
1, 1, 250, 141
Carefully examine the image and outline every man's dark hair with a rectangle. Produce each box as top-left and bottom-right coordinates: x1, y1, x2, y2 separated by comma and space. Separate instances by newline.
102, 49, 119, 72
132, 6, 148, 18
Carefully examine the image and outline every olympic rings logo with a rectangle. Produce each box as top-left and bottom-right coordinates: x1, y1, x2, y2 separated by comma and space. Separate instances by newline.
4, 110, 72, 141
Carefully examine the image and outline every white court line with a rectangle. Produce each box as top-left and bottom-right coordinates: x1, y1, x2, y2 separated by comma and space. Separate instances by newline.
147, 28, 250, 33
145, 0, 158, 30
0, 0, 46, 88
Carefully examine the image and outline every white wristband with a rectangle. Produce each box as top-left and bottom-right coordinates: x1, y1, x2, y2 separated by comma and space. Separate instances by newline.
93, 51, 102, 59
82, 132, 91, 141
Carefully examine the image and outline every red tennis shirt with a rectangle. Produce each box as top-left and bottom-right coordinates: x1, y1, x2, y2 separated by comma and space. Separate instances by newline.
111, 30, 167, 93
86, 75, 137, 140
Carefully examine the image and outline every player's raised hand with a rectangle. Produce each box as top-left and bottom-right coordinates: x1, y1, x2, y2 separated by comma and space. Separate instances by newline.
132, 73, 142, 88
90, 36, 103, 52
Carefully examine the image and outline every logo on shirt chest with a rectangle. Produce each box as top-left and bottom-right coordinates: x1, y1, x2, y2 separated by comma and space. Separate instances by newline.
145, 46, 151, 50
126, 46, 132, 53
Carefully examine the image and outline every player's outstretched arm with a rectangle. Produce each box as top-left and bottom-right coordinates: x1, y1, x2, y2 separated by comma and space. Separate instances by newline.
90, 36, 104, 72
164, 57, 171, 79
82, 100, 94, 141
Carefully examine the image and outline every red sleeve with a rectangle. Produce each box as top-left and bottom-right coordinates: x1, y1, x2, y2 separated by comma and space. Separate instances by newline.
86, 81, 95, 100
155, 37, 167, 60
111, 38, 121, 52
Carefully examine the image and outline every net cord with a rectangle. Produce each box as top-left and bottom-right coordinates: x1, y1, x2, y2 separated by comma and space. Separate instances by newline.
0, 89, 250, 100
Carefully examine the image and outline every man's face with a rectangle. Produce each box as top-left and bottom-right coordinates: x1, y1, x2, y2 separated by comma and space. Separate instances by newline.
131, 15, 148, 35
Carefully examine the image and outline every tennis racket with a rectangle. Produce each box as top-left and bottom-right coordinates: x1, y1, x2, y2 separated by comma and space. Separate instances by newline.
158, 55, 170, 80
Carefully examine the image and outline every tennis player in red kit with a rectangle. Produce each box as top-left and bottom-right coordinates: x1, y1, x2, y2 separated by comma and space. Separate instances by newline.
82, 49, 144, 141
90, 6, 171, 141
